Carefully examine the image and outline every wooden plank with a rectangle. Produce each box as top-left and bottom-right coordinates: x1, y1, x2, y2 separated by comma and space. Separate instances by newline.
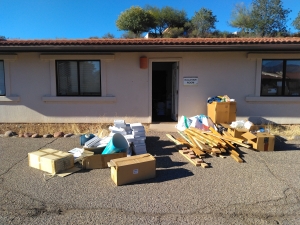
186, 129, 219, 147
201, 163, 209, 168
191, 136, 211, 151
220, 147, 227, 153
176, 137, 190, 146
229, 150, 240, 157
212, 148, 222, 154
203, 132, 250, 148
185, 133, 198, 148
192, 127, 227, 146
190, 147, 206, 157
179, 150, 201, 167
166, 134, 182, 145
230, 154, 243, 163
177, 131, 194, 146
222, 131, 233, 137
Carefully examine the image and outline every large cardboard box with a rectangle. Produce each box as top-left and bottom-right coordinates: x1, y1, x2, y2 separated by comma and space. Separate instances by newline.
242, 132, 275, 151
207, 102, 236, 124
28, 148, 74, 174
81, 149, 127, 169
109, 153, 156, 186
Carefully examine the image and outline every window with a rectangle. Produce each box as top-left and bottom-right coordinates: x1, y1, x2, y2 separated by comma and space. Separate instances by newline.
56, 60, 101, 96
0, 61, 5, 96
261, 59, 300, 96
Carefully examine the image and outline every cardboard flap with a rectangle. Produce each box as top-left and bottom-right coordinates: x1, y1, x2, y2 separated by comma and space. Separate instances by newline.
220, 123, 231, 129
110, 154, 154, 168
242, 132, 257, 140
56, 167, 82, 177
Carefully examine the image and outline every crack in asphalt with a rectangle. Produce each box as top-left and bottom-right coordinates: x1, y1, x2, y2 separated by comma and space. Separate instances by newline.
0, 190, 300, 221
0, 138, 60, 178
251, 152, 300, 205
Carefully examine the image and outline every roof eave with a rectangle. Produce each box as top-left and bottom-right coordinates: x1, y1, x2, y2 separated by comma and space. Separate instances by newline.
0, 44, 300, 53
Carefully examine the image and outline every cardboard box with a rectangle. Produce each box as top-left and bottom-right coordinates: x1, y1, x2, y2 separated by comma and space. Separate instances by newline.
28, 148, 74, 174
221, 123, 248, 139
221, 123, 267, 139
81, 150, 127, 169
109, 153, 156, 186
207, 102, 236, 124
242, 132, 275, 151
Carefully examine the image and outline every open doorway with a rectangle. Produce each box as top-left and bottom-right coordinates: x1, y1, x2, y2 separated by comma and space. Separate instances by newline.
152, 62, 178, 122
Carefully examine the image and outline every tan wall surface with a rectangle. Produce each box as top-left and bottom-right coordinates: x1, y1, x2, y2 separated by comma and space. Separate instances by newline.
0, 52, 300, 124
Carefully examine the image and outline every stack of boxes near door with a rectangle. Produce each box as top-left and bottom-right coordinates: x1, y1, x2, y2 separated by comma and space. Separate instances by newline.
130, 123, 147, 155
207, 98, 275, 151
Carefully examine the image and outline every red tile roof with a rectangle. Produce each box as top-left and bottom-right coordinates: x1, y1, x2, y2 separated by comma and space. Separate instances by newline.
1, 37, 300, 46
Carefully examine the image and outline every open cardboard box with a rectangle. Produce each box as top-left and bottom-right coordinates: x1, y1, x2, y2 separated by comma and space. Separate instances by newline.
207, 101, 236, 124
242, 132, 275, 151
221, 123, 267, 139
81, 146, 127, 169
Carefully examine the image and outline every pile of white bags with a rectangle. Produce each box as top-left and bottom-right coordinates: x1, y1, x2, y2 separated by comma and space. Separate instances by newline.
176, 115, 217, 131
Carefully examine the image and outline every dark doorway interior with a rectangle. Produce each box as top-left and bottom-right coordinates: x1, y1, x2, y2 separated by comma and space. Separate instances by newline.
152, 62, 175, 122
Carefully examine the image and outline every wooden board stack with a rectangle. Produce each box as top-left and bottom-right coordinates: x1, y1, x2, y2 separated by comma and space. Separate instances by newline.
167, 126, 249, 167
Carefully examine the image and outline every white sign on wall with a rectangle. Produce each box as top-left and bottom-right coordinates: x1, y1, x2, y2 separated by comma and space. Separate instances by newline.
183, 77, 198, 86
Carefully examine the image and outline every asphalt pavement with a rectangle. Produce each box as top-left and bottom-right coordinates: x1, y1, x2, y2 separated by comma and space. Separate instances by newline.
1, 131, 300, 225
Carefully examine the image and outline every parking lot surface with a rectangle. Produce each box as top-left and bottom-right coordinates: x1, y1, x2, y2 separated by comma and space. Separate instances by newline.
1, 131, 300, 225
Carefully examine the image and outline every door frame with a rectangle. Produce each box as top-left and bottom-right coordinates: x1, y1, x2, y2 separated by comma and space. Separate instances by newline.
148, 58, 182, 123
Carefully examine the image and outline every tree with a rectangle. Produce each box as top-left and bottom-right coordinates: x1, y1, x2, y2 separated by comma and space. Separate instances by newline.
145, 6, 188, 37
116, 6, 155, 37
229, 3, 254, 34
191, 8, 218, 37
101, 33, 115, 39
162, 27, 185, 38
251, 0, 291, 36
292, 12, 300, 31
230, 0, 291, 37
120, 31, 139, 39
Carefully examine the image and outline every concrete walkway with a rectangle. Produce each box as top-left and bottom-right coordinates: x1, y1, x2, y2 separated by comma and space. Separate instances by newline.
149, 122, 177, 132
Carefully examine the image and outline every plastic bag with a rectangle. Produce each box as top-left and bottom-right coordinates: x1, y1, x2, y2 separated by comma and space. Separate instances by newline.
175, 115, 191, 131
200, 115, 217, 131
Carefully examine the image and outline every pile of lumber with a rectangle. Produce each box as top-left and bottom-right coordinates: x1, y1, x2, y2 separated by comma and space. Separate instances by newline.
167, 126, 250, 166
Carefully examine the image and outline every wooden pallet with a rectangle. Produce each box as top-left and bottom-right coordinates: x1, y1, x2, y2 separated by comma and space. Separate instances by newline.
178, 149, 209, 168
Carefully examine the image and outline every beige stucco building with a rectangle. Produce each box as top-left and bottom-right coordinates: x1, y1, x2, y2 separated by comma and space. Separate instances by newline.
0, 38, 300, 125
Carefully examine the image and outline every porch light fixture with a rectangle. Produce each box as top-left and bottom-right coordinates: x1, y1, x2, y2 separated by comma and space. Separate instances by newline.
140, 56, 148, 69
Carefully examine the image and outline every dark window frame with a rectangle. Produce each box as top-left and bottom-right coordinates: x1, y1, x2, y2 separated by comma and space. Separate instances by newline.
56, 60, 101, 96
261, 59, 300, 97
0, 60, 5, 96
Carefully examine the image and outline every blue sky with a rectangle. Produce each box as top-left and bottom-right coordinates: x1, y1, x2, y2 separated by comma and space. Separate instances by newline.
1, 0, 299, 39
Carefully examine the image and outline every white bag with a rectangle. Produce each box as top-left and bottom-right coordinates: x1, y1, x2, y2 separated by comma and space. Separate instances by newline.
175, 115, 191, 131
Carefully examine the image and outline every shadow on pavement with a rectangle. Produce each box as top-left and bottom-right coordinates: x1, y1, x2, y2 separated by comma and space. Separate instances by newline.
274, 135, 300, 151
128, 168, 194, 185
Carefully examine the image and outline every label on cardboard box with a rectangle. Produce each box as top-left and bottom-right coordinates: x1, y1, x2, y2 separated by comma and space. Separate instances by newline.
133, 169, 139, 174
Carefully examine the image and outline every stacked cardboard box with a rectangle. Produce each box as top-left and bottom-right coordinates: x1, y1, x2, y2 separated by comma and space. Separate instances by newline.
207, 101, 236, 124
